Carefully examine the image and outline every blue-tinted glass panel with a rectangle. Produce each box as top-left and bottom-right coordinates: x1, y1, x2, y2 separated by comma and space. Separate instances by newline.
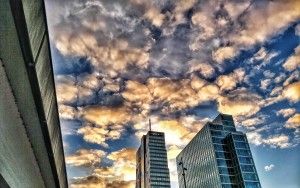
211, 130, 223, 136
232, 134, 246, 142
239, 157, 252, 164
224, 126, 236, 132
236, 149, 250, 156
235, 142, 248, 149
245, 182, 261, 188
243, 173, 258, 181
212, 137, 224, 144
210, 124, 223, 130
214, 144, 224, 151
215, 151, 226, 159
240, 165, 255, 172
218, 167, 229, 174
220, 175, 232, 183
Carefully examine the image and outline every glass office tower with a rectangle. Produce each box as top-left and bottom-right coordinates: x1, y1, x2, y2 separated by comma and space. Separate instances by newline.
176, 114, 261, 188
136, 131, 171, 188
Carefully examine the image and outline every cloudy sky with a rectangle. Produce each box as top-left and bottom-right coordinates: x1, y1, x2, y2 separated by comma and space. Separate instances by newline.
44, 0, 300, 187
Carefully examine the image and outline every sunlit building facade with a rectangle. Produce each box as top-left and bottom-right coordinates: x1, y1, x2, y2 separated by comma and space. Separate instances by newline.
176, 114, 261, 188
136, 131, 171, 188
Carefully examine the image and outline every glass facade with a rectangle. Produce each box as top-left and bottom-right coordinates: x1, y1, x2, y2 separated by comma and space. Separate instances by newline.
177, 114, 261, 188
136, 131, 171, 188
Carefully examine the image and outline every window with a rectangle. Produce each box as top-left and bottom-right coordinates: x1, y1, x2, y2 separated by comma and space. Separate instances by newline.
224, 127, 236, 132
217, 159, 228, 167
240, 165, 255, 172
245, 182, 261, 188
239, 157, 252, 164
218, 167, 230, 175
236, 149, 250, 156
215, 151, 226, 159
220, 175, 232, 183
214, 144, 224, 151
243, 173, 258, 181
235, 142, 248, 149
232, 134, 245, 142
211, 130, 223, 136
210, 124, 223, 130
212, 137, 224, 144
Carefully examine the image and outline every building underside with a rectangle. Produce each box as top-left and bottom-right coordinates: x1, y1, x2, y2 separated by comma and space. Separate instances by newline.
0, 0, 67, 187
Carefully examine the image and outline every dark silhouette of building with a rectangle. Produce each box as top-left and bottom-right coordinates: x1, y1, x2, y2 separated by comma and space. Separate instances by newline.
136, 131, 171, 188
177, 113, 261, 188
0, 0, 67, 187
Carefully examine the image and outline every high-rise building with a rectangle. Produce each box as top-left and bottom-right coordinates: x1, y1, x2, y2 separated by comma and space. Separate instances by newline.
0, 0, 67, 187
136, 131, 171, 188
176, 113, 261, 188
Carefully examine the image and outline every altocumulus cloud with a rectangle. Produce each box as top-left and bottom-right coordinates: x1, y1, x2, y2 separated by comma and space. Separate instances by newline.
44, 0, 300, 187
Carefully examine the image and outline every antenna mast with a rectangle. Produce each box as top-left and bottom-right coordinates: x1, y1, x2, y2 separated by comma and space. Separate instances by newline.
149, 118, 151, 132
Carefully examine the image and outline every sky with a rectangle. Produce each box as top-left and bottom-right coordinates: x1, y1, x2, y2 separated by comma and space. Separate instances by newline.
44, 0, 300, 187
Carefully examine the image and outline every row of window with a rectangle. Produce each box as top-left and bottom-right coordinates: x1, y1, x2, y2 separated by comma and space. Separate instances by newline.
150, 177, 170, 182
150, 153, 167, 158
149, 148, 167, 153
149, 139, 165, 144
150, 157, 168, 162
240, 165, 255, 173
245, 182, 261, 188
150, 181, 170, 186
215, 149, 251, 160
243, 173, 258, 181
148, 160, 168, 166
149, 144, 165, 149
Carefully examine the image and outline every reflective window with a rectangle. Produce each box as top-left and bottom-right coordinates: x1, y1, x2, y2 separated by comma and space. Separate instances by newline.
239, 157, 252, 164
245, 182, 261, 188
217, 159, 230, 167
214, 144, 224, 151
210, 124, 223, 131
235, 142, 248, 149
212, 137, 224, 144
240, 165, 255, 173
243, 173, 258, 181
220, 175, 232, 183
224, 127, 236, 132
232, 134, 245, 142
211, 130, 223, 136
215, 151, 226, 159
236, 149, 250, 156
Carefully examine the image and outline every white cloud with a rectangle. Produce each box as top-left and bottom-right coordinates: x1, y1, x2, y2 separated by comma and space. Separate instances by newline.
264, 164, 275, 172
247, 132, 292, 149
276, 108, 296, 118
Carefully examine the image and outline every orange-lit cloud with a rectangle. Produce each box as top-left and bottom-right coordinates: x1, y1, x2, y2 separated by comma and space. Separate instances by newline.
144, 7, 165, 27
71, 148, 136, 188
70, 176, 135, 188
55, 75, 93, 104
276, 108, 296, 118
212, 46, 237, 63
283, 81, 300, 102
66, 149, 106, 167
230, 0, 300, 47
285, 114, 300, 129
216, 68, 245, 91
283, 46, 300, 71
217, 91, 261, 117
78, 124, 123, 147
55, 30, 149, 77
80, 106, 132, 127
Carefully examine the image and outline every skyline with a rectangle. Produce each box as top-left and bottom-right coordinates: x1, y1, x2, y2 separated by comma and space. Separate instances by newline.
44, 0, 300, 187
